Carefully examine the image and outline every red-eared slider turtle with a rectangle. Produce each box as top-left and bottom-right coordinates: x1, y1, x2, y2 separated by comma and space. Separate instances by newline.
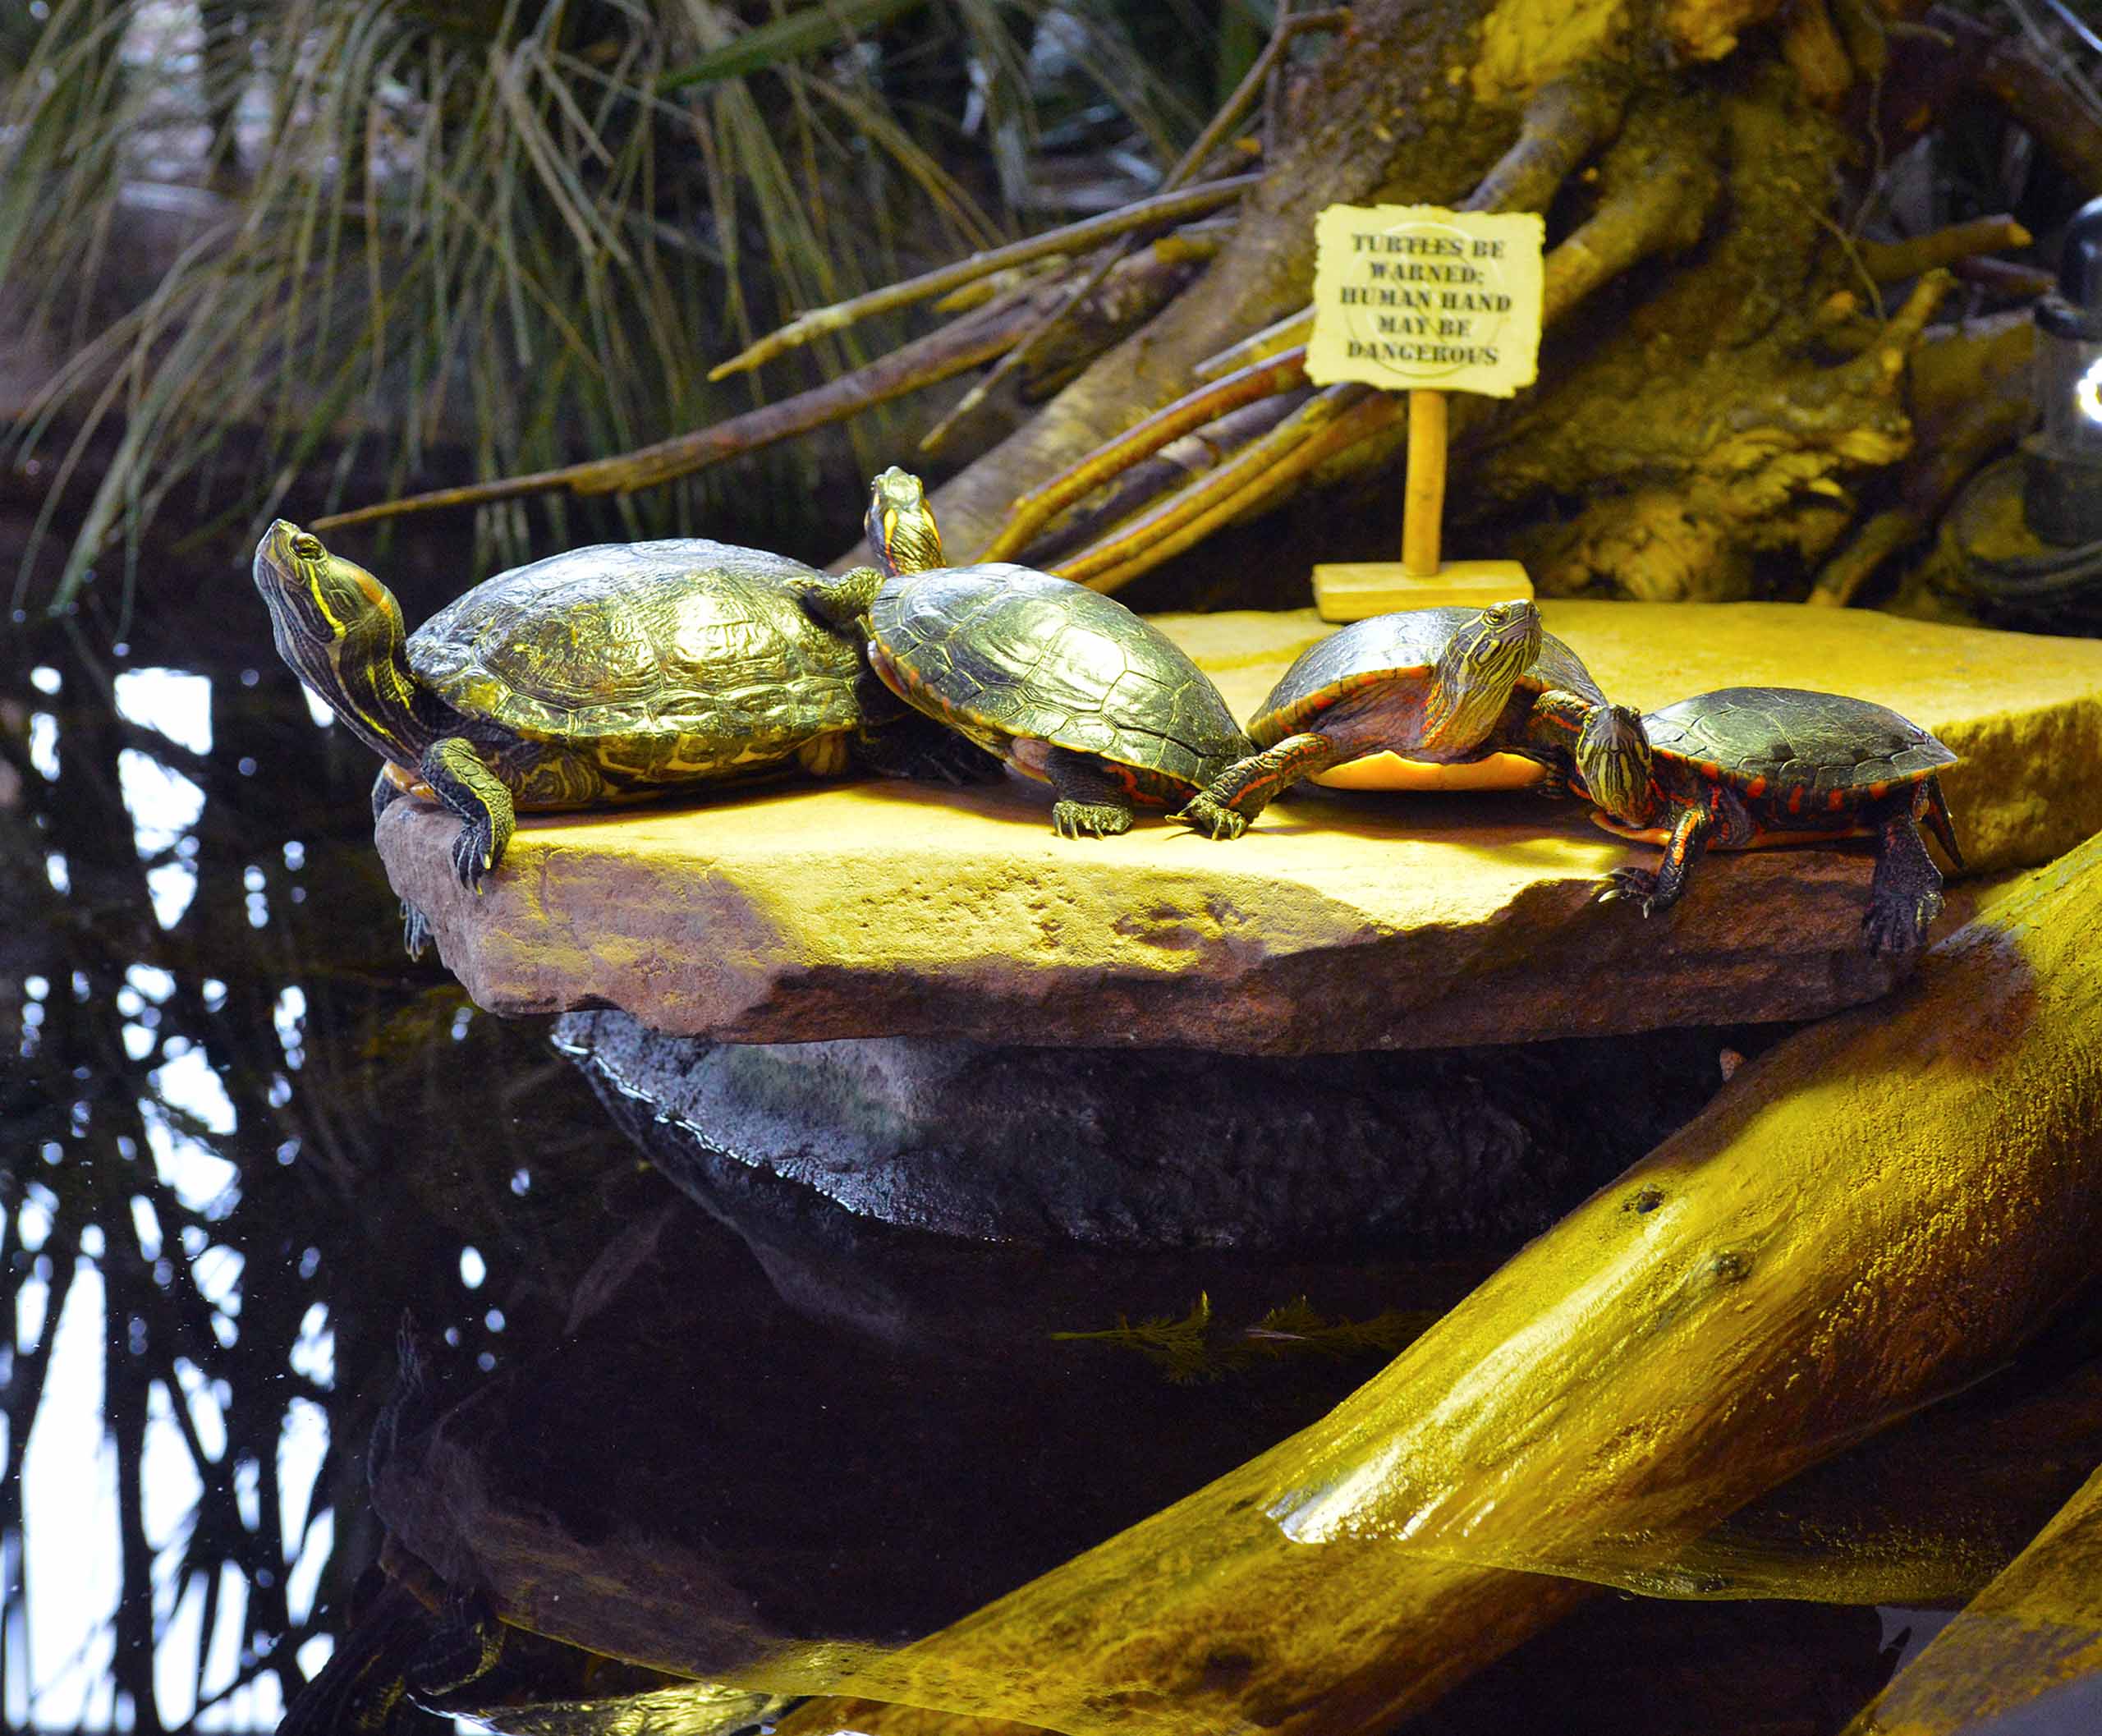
1572, 687, 1965, 954
255, 521, 984, 949
1171, 603, 1615, 839
796, 469, 1253, 837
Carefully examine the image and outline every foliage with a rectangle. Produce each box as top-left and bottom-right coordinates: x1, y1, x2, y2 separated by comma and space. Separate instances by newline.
0, 0, 1220, 614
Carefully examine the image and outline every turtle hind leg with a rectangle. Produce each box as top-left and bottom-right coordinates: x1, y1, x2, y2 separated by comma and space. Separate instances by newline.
1171, 733, 1342, 841
420, 737, 515, 893
1044, 746, 1136, 838
1921, 774, 1966, 872
1864, 787, 1946, 955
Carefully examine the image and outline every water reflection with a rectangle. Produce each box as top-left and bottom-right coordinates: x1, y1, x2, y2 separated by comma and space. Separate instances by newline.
3, 566, 629, 1731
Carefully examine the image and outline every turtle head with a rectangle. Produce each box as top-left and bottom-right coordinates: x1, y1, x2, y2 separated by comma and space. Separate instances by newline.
1575, 702, 1655, 827
1425, 599, 1544, 748
253, 520, 430, 766
865, 467, 945, 578
253, 520, 398, 654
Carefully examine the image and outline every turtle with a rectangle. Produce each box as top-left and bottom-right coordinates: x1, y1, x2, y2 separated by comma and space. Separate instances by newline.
1171, 602, 1613, 839
1568, 687, 1966, 954
793, 468, 1254, 837
253, 521, 989, 953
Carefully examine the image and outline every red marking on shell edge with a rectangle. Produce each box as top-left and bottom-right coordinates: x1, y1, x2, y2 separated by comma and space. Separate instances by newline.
1787, 788, 1803, 815
1745, 774, 1768, 798
1826, 788, 1847, 811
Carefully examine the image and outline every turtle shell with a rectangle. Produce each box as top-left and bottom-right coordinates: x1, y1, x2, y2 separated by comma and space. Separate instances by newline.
870, 563, 1248, 788
1252, 608, 1604, 749
407, 540, 869, 760
1643, 687, 1957, 809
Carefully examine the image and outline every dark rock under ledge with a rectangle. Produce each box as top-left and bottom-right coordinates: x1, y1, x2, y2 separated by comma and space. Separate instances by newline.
558, 1009, 1743, 1250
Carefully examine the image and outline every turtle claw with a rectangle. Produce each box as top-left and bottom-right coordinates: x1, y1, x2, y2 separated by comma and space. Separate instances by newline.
1594, 866, 1660, 917
1171, 792, 1247, 840
1052, 801, 1132, 839
451, 820, 496, 892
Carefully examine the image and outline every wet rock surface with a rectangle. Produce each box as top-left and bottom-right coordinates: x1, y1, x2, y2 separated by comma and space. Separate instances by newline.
559, 1012, 1739, 1249
379, 603, 2102, 1050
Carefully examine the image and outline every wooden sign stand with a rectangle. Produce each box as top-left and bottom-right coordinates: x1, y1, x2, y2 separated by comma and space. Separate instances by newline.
1305, 205, 1544, 622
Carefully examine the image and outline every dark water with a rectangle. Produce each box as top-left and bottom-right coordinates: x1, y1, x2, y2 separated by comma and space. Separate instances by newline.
2, 521, 2093, 1736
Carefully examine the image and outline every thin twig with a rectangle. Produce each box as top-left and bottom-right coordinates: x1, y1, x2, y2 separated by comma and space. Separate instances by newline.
311, 282, 1049, 528
706, 173, 1264, 381
981, 345, 1309, 562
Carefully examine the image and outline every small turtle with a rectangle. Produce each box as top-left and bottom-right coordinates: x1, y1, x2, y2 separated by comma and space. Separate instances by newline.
796, 469, 1253, 837
255, 521, 984, 951
1173, 602, 1610, 839
1572, 687, 1965, 954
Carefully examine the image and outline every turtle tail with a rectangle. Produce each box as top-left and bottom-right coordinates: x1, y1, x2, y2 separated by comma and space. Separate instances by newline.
1921, 774, 1966, 872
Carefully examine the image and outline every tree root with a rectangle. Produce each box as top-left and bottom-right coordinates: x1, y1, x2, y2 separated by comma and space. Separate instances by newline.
1810, 310, 2033, 604
1519, 273, 1953, 599
988, 71, 1653, 587
1858, 215, 2033, 285
917, 7, 1350, 456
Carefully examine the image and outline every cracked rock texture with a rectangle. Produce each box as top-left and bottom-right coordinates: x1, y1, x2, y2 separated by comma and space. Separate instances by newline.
377, 603, 2102, 1051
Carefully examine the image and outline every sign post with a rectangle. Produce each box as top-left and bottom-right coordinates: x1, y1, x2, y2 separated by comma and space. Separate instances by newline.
1306, 204, 1545, 622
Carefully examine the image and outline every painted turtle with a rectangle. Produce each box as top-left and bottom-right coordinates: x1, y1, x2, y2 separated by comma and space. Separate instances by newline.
254, 521, 978, 948
1572, 687, 1965, 954
1172, 603, 1612, 839
796, 469, 1253, 837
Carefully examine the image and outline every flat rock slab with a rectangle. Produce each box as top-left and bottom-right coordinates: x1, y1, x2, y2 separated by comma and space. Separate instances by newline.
378, 603, 2102, 1052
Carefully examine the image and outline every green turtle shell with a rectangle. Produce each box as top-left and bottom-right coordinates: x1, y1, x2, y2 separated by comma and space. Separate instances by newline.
1643, 687, 1956, 810
1251, 608, 1604, 749
870, 563, 1250, 788
407, 540, 870, 765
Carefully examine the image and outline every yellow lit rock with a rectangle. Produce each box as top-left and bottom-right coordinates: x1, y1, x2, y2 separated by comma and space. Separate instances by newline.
375, 603, 2102, 1047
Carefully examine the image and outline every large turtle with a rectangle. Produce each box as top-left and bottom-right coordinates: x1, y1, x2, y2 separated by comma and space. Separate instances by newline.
1172, 603, 1613, 839
254, 521, 984, 948
795, 469, 1253, 837
1571, 687, 1965, 954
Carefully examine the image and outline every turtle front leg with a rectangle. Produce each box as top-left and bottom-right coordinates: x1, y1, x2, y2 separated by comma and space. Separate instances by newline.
1864, 784, 1947, 955
420, 737, 515, 893
1172, 733, 1341, 840
1044, 746, 1135, 838
1597, 802, 1713, 918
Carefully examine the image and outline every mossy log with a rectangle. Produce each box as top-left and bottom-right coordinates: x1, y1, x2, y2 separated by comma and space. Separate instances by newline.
512, 831, 2102, 1736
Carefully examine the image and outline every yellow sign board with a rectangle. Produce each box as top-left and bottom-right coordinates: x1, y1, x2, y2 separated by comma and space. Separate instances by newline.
1306, 204, 1544, 399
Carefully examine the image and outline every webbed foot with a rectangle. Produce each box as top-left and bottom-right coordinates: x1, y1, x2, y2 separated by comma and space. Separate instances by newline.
1593, 866, 1662, 917
1171, 792, 1248, 840
1053, 801, 1133, 839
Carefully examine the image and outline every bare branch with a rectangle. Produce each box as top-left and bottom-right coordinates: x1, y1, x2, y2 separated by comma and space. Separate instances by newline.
705, 173, 1264, 382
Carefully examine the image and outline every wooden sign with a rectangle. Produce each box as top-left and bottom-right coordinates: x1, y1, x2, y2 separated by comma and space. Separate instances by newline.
1306, 204, 1546, 625
1307, 204, 1544, 397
